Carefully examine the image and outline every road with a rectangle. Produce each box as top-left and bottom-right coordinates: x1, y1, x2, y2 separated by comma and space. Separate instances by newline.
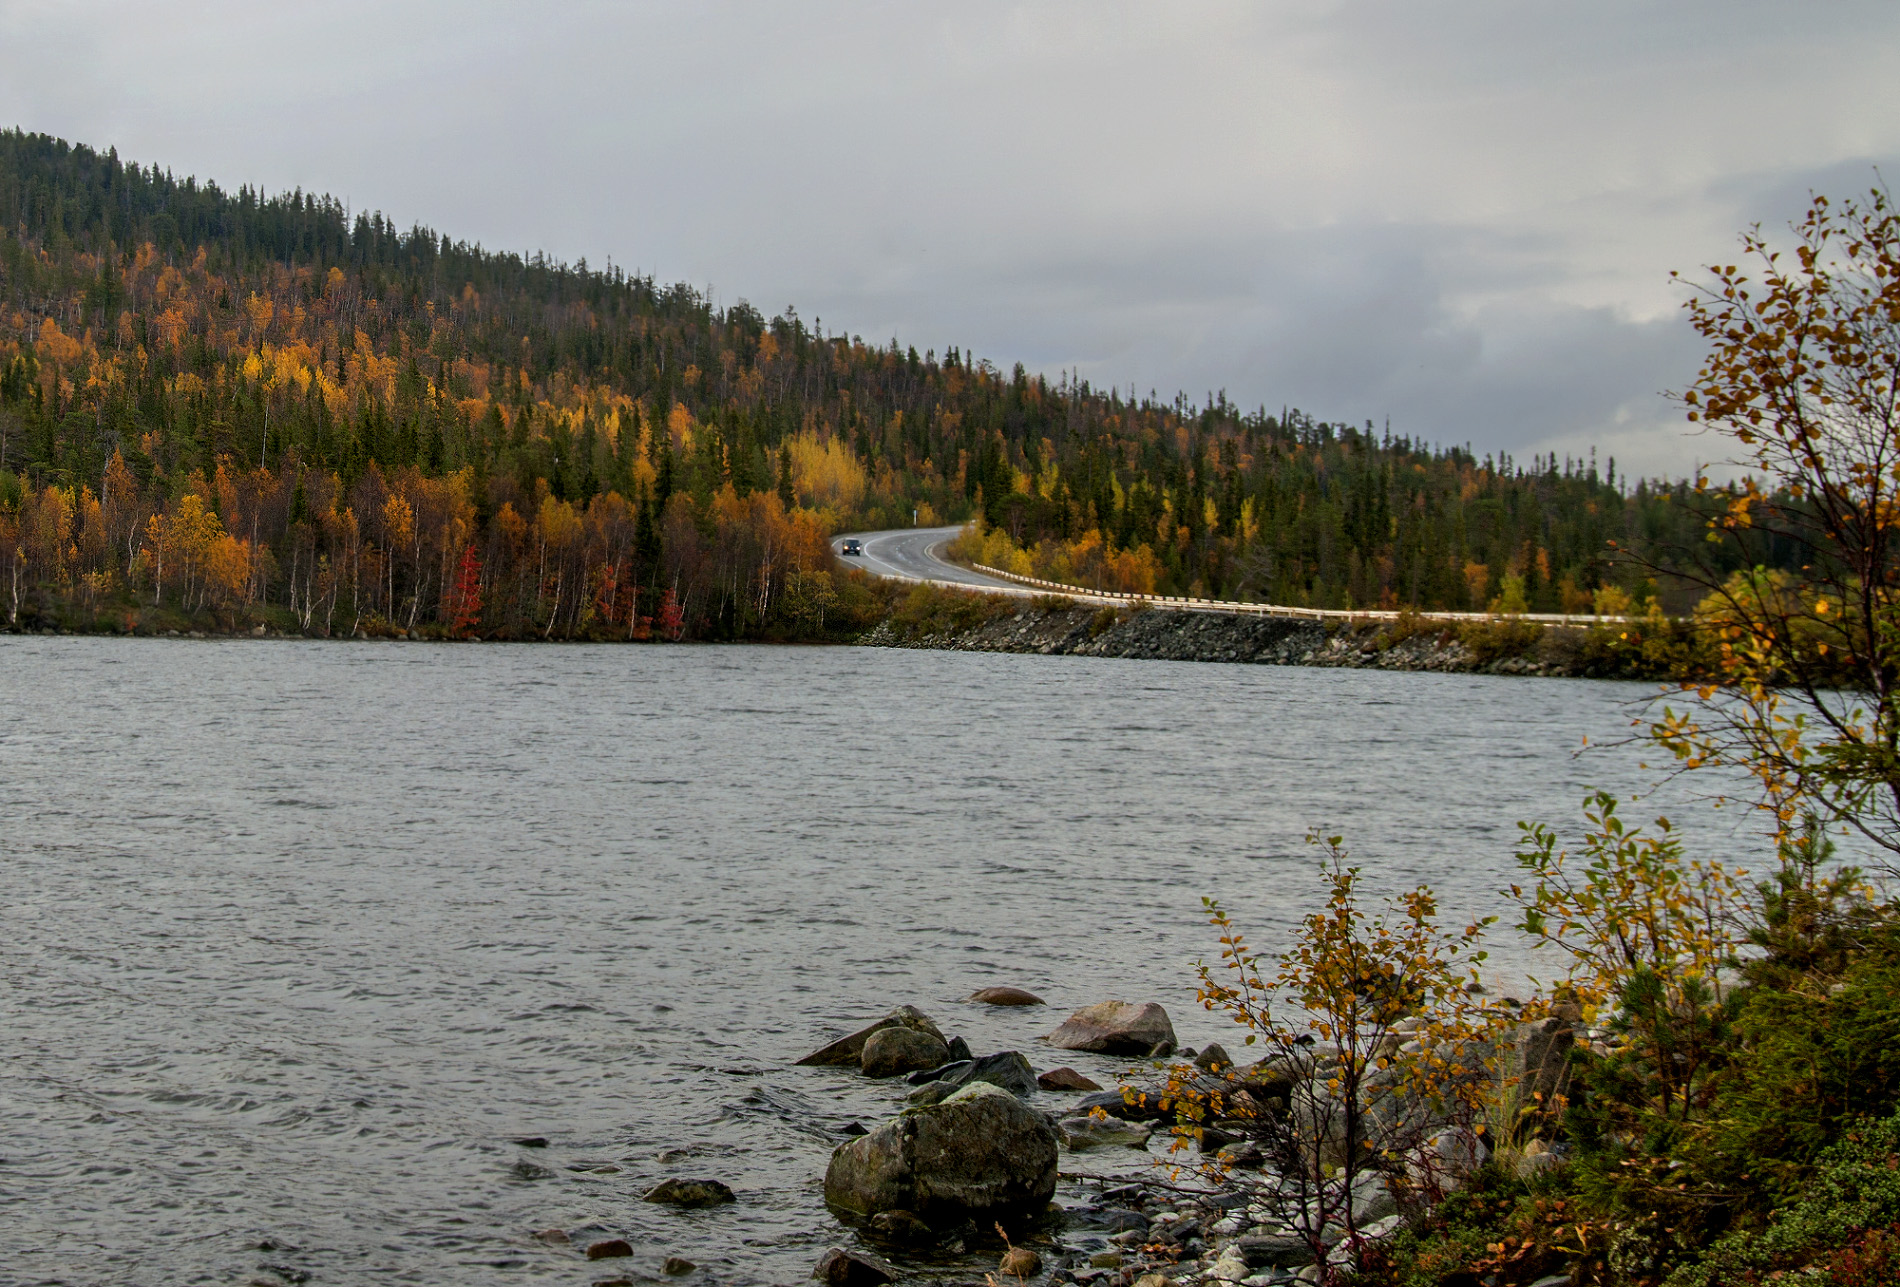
830, 525, 1022, 591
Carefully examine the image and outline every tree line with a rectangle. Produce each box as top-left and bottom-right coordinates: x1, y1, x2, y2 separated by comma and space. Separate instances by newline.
0, 128, 1793, 637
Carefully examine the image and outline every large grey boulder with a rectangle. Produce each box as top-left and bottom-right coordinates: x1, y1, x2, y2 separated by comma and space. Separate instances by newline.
1044, 1001, 1176, 1056
823, 1083, 1059, 1220
860, 1027, 951, 1079
796, 1005, 946, 1067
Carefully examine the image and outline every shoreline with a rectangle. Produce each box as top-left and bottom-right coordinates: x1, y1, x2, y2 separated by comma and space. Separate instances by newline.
861, 597, 1697, 681
1, 586, 1703, 682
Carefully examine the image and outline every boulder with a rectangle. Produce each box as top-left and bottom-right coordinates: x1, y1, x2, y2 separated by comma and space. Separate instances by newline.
813, 1246, 898, 1285
908, 1058, 969, 1086
1513, 1018, 1576, 1123
1037, 1066, 1102, 1092
942, 1051, 1039, 1098
861, 1027, 951, 1079
1236, 1231, 1311, 1269
970, 986, 1046, 1006
644, 1177, 736, 1207
1194, 1043, 1234, 1072
1045, 1001, 1176, 1056
796, 1005, 945, 1067
824, 1083, 1059, 1220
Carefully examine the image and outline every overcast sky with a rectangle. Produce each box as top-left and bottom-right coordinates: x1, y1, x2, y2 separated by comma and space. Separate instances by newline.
6, 2, 1898, 477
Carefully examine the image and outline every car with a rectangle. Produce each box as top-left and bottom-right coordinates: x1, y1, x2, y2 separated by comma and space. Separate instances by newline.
841, 539, 863, 556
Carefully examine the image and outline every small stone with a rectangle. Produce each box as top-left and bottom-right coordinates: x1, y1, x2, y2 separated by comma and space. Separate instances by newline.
812, 1246, 898, 1285
586, 1238, 634, 1260
971, 986, 1046, 1006
1132, 1276, 1176, 1287
644, 1177, 736, 1207
662, 1257, 696, 1275
1000, 1245, 1042, 1277
1090, 1250, 1124, 1269
531, 1228, 569, 1245
1037, 1067, 1103, 1091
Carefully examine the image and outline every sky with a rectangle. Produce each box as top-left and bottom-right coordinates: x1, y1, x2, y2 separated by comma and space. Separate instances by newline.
4, 1, 1898, 478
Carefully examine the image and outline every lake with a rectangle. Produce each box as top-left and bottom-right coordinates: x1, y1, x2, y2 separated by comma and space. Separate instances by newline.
0, 639, 1762, 1284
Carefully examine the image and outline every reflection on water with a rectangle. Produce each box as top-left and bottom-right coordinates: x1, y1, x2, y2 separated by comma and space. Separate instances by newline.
0, 638, 1757, 1283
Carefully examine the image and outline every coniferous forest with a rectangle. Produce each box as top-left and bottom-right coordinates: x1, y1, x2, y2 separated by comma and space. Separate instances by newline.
0, 130, 1791, 639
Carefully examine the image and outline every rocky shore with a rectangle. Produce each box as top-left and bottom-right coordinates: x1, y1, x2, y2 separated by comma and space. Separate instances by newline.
768, 992, 1587, 1287
860, 597, 1685, 680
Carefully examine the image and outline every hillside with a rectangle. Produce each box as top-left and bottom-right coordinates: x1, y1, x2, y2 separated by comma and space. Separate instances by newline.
0, 129, 1785, 639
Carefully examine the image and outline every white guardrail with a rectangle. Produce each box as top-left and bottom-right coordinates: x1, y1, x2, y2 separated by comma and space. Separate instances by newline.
962, 563, 1638, 627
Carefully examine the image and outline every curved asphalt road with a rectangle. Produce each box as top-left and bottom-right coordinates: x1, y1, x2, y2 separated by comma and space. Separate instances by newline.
830, 525, 1022, 591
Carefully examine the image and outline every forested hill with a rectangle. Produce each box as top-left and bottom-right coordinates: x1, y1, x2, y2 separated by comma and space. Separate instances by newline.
0, 129, 1778, 639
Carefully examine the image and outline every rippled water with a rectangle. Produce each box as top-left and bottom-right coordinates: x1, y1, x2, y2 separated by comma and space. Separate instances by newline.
1, 639, 1761, 1285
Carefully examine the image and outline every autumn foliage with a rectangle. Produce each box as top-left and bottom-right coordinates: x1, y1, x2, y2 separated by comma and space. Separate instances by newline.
0, 128, 1807, 639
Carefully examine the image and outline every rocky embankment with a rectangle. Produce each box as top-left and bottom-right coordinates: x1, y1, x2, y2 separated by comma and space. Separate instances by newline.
860, 601, 1613, 677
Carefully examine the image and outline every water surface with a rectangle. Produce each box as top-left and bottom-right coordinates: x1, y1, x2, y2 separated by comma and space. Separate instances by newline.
0, 639, 1757, 1285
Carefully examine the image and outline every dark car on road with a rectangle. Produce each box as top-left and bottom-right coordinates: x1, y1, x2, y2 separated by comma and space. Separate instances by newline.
840, 539, 863, 556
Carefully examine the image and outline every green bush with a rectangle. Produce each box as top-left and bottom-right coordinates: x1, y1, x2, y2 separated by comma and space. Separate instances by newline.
1665, 1107, 1900, 1286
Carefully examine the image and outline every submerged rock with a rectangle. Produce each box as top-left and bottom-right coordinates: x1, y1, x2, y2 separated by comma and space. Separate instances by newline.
796, 1005, 945, 1067
586, 1239, 634, 1260
1058, 1115, 1153, 1150
1044, 1001, 1177, 1056
644, 1177, 736, 1207
661, 1257, 696, 1275
970, 986, 1046, 1006
824, 1083, 1059, 1220
861, 1026, 951, 1078
866, 1208, 934, 1243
